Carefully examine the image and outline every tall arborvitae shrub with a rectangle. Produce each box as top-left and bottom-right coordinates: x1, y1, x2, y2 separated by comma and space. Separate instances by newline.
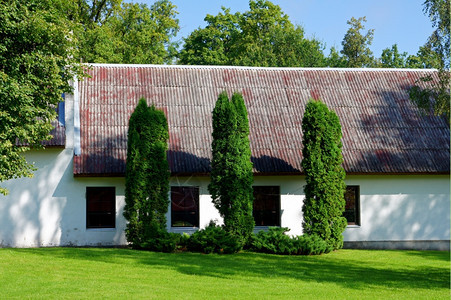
231, 93, 255, 243
209, 92, 254, 245
301, 99, 347, 250
124, 98, 170, 247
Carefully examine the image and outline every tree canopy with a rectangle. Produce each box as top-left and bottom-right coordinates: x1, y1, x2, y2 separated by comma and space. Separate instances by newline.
423, 0, 449, 70
409, 0, 450, 123
61, 0, 180, 64
0, 0, 179, 194
379, 44, 411, 68
0, 0, 83, 195
179, 0, 326, 67
340, 16, 375, 68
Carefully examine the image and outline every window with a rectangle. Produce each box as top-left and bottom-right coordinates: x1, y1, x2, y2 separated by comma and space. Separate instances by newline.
86, 187, 115, 228
344, 185, 360, 225
57, 97, 65, 126
171, 186, 199, 227
253, 186, 280, 226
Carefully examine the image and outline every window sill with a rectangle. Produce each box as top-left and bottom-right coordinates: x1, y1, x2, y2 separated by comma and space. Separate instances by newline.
86, 228, 116, 232
346, 225, 361, 228
254, 225, 280, 229
171, 227, 199, 233
253, 226, 281, 233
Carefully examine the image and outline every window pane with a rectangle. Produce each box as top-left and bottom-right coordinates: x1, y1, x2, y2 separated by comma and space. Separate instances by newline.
344, 186, 360, 225
253, 186, 280, 226
86, 187, 115, 228
171, 187, 199, 227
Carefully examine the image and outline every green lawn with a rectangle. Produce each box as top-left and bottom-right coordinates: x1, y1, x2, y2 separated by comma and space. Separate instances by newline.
0, 248, 449, 299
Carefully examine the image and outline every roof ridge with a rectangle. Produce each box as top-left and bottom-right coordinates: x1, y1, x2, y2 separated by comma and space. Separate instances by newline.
86, 63, 437, 72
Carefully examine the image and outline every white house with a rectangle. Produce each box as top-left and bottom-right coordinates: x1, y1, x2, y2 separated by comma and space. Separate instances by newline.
1, 64, 449, 250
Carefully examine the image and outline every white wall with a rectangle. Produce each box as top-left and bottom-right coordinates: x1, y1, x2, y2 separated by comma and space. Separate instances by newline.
167, 174, 451, 243
0, 84, 129, 247
0, 148, 127, 247
1, 151, 449, 248
344, 175, 450, 242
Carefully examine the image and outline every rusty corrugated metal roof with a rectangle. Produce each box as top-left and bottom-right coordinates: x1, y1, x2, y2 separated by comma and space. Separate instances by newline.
16, 119, 65, 147
73, 65, 450, 176
42, 120, 65, 147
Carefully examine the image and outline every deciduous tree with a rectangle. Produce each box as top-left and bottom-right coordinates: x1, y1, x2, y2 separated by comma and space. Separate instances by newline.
340, 16, 375, 67
178, 8, 240, 65
409, 0, 449, 123
301, 99, 347, 250
179, 0, 325, 67
325, 47, 347, 68
61, 0, 180, 64
0, 0, 83, 195
379, 44, 410, 68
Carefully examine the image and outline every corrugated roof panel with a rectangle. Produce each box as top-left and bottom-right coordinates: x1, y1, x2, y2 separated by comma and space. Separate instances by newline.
74, 65, 449, 176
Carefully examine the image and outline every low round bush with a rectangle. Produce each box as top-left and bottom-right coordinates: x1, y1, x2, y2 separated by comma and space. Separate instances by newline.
187, 222, 242, 254
138, 224, 178, 253
251, 227, 297, 255
294, 234, 332, 255
251, 227, 331, 255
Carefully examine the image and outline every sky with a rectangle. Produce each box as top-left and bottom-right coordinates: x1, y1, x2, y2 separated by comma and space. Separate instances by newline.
132, 0, 433, 57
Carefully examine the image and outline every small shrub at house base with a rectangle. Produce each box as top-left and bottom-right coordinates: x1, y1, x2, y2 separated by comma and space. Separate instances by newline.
251, 227, 331, 255
187, 221, 242, 254
138, 223, 179, 253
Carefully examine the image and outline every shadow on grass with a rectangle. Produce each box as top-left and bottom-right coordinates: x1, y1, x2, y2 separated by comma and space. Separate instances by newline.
10, 248, 449, 291
401, 250, 451, 262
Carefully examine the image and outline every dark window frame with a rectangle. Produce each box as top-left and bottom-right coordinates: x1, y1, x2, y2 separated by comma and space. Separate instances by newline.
253, 186, 281, 227
171, 186, 200, 228
86, 187, 116, 229
344, 185, 360, 226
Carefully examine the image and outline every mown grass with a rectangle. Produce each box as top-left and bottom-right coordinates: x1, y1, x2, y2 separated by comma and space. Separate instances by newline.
0, 248, 449, 299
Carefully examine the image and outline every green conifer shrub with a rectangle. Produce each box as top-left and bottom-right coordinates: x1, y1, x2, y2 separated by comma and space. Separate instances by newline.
301, 99, 347, 250
208, 92, 254, 245
250, 228, 331, 255
251, 227, 296, 255
186, 221, 242, 254
124, 98, 170, 249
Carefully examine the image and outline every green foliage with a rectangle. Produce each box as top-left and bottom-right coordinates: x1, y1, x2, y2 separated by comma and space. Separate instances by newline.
340, 16, 375, 67
178, 8, 240, 65
209, 92, 254, 245
251, 227, 331, 255
176, 232, 191, 251
187, 221, 242, 254
409, 70, 450, 123
139, 223, 179, 253
62, 0, 122, 25
295, 234, 332, 255
378, 44, 410, 68
326, 47, 348, 68
124, 98, 170, 248
301, 99, 347, 250
409, 0, 450, 123
422, 0, 449, 70
251, 227, 295, 255
62, 0, 180, 64
377, 44, 438, 69
0, 0, 83, 195
179, 0, 325, 67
